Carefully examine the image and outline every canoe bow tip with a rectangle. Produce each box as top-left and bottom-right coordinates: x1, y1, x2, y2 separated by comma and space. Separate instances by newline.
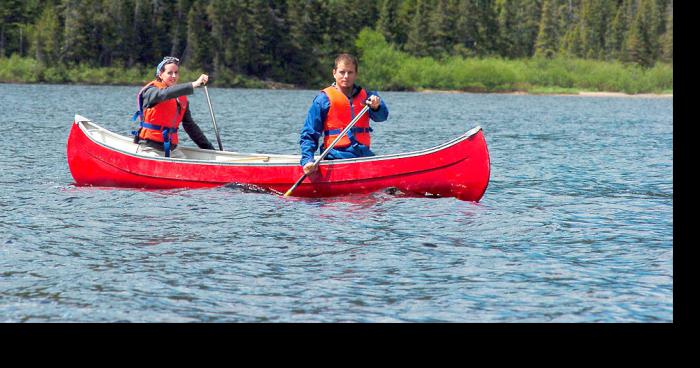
74, 114, 90, 123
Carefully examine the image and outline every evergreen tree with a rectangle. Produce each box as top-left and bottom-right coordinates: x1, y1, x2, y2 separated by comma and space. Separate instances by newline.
321, 0, 377, 60
61, 0, 96, 65
404, 0, 432, 57
376, 0, 402, 45
535, 0, 559, 58
102, 0, 135, 67
427, 0, 454, 58
171, 0, 195, 58
659, 0, 672, 63
31, 4, 62, 65
152, 0, 179, 59
473, 0, 501, 56
452, 0, 479, 56
132, 0, 156, 66
282, 0, 327, 85
499, 0, 542, 58
624, 0, 659, 67
395, 0, 417, 48
1, 0, 26, 57
605, 0, 632, 60
235, 0, 273, 76
497, 0, 518, 57
655, 0, 669, 39
208, 0, 238, 78
185, 0, 213, 71
578, 0, 615, 59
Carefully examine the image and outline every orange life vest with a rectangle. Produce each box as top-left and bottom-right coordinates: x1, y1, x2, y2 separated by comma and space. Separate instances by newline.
322, 86, 371, 149
136, 80, 188, 146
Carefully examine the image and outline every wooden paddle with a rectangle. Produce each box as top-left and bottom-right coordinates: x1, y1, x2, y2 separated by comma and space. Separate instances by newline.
203, 85, 224, 151
284, 102, 371, 197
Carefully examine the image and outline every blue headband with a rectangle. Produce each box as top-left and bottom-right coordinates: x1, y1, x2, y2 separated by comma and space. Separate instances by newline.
155, 57, 180, 77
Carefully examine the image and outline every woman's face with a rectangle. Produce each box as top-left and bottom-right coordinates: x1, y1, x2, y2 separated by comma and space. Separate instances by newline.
159, 63, 179, 86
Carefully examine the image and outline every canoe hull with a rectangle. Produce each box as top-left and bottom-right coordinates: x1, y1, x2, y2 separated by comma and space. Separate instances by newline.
67, 118, 490, 201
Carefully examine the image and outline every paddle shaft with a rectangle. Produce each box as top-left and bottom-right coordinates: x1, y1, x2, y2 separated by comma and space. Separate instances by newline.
203, 85, 224, 151
284, 104, 371, 197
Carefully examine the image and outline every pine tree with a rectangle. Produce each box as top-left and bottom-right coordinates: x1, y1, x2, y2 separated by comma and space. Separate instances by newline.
473, 0, 501, 56
235, 0, 273, 76
207, 0, 237, 79
185, 0, 213, 72
395, 0, 417, 48
655, 0, 669, 39
102, 0, 136, 67
499, 0, 542, 58
404, 0, 432, 57
578, 0, 615, 60
320, 0, 377, 61
132, 0, 156, 66
452, 0, 479, 56
497, 0, 518, 57
427, 0, 454, 58
283, 0, 328, 85
535, 0, 559, 58
31, 4, 62, 65
62, 0, 96, 65
152, 0, 178, 59
0, 0, 26, 57
659, 0, 672, 63
624, 0, 659, 67
171, 0, 194, 58
376, 0, 402, 45
605, 0, 631, 60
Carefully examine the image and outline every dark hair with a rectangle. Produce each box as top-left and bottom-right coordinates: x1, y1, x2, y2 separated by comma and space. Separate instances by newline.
333, 53, 358, 72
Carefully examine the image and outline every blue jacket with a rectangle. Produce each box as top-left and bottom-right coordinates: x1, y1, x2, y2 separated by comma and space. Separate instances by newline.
299, 84, 389, 167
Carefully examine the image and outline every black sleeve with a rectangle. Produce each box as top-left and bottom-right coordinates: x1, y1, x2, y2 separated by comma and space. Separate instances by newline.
181, 107, 215, 150
141, 83, 195, 108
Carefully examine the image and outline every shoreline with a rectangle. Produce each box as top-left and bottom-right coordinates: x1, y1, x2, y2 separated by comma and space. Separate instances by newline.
2, 81, 672, 98
417, 89, 673, 98
572, 91, 672, 98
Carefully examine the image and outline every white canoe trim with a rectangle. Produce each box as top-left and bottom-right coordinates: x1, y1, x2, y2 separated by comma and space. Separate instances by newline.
73, 114, 482, 167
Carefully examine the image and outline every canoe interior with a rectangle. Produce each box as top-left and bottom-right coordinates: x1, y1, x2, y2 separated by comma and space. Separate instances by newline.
80, 118, 300, 164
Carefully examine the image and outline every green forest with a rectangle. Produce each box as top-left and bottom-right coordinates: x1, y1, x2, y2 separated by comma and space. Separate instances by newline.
0, 0, 673, 94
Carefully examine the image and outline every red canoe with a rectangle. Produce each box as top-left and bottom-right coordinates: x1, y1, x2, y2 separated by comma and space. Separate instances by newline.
67, 115, 490, 201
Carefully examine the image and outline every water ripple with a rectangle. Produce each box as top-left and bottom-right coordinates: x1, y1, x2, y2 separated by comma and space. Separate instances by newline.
0, 85, 672, 322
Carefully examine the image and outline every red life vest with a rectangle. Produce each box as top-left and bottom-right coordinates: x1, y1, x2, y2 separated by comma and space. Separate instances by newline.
136, 80, 188, 146
322, 86, 371, 149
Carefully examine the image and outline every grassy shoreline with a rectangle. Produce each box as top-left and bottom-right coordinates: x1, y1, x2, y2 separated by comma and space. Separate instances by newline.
1, 53, 672, 96
416, 88, 672, 97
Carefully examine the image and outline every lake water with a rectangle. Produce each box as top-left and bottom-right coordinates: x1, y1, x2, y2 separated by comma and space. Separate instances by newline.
0, 83, 673, 322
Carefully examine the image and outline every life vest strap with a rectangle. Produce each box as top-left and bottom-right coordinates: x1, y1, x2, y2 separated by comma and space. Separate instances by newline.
162, 128, 173, 158
138, 122, 178, 157
139, 121, 179, 133
323, 127, 373, 136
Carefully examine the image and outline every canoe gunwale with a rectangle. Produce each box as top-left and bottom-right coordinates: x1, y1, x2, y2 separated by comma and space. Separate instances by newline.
73, 115, 483, 168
